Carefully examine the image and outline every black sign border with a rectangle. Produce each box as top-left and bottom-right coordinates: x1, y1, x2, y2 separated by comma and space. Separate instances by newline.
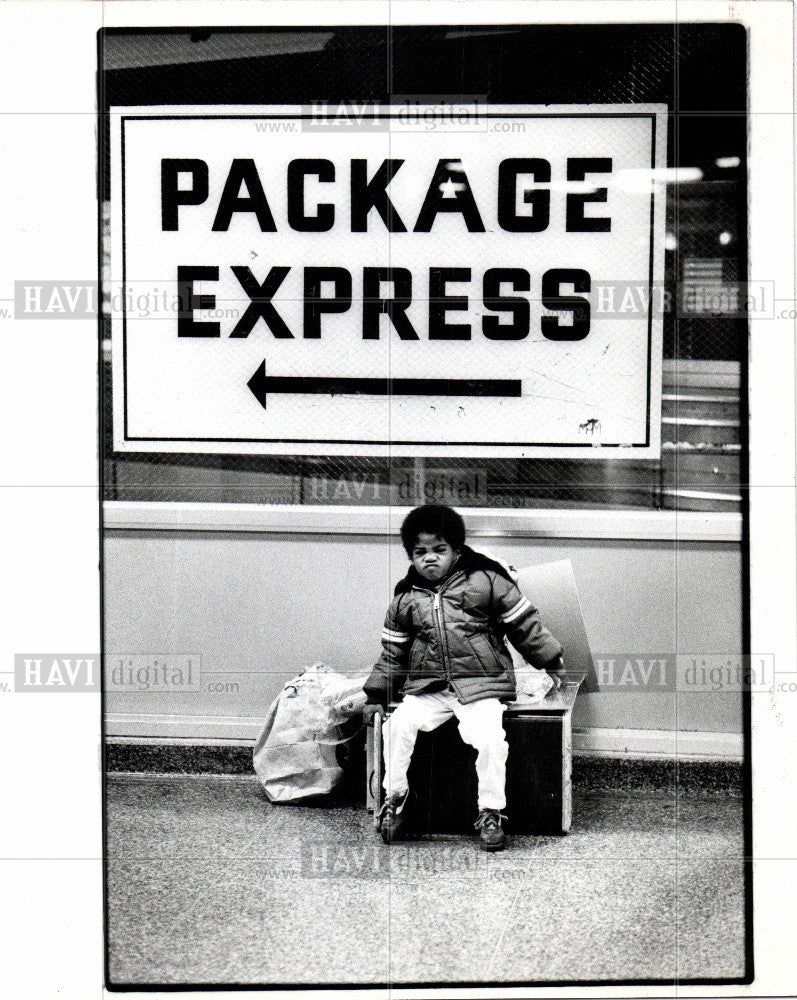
118, 110, 658, 449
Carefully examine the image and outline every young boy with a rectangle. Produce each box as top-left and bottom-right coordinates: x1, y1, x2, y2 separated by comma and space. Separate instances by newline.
364, 505, 563, 851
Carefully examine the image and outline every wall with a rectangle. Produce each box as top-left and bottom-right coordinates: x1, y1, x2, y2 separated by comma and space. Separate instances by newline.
103, 515, 744, 757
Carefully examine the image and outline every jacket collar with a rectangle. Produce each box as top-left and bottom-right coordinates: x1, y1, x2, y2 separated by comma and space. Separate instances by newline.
394, 545, 514, 595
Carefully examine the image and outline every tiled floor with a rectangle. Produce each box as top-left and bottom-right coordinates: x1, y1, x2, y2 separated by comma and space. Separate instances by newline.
106, 773, 747, 986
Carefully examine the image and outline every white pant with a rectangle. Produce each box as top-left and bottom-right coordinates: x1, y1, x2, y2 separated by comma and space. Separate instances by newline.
382, 690, 508, 811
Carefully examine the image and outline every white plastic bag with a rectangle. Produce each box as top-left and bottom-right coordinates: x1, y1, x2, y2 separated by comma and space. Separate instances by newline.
512, 656, 556, 702
253, 663, 368, 802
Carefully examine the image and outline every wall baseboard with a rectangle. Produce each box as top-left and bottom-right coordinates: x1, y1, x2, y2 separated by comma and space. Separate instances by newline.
572, 726, 743, 762
105, 715, 743, 762
104, 741, 743, 796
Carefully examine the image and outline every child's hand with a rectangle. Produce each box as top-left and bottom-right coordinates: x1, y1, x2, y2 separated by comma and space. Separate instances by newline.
363, 703, 386, 724
549, 656, 567, 689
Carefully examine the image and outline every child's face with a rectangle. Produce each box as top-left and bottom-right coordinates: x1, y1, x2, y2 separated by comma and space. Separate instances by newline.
411, 532, 460, 583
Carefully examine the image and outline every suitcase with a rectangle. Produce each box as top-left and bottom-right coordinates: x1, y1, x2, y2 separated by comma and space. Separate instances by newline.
367, 675, 584, 835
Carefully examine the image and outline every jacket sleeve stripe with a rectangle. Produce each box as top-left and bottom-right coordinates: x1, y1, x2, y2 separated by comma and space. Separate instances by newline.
501, 596, 532, 624
382, 629, 410, 643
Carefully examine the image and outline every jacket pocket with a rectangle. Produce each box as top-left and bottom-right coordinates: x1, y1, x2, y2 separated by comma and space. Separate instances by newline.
467, 634, 503, 676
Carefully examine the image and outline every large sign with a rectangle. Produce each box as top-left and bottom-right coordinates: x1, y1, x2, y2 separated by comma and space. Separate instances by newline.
109, 104, 665, 456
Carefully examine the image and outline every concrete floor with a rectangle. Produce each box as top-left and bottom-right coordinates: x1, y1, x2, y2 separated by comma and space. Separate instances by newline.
106, 773, 747, 987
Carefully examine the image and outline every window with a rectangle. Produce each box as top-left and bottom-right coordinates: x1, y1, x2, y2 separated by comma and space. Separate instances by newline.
100, 25, 746, 514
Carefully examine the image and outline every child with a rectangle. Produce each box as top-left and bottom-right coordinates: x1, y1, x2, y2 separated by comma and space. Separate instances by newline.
363, 505, 563, 851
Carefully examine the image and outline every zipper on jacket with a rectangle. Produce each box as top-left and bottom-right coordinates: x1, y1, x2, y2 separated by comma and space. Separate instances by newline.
412, 583, 451, 681
432, 590, 452, 681
414, 569, 464, 683
432, 590, 444, 681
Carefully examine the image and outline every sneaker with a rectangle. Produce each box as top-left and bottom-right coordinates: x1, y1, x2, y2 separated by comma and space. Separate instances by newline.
474, 809, 507, 851
377, 788, 414, 844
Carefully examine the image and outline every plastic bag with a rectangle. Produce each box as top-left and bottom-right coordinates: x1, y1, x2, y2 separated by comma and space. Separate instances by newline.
252, 663, 368, 802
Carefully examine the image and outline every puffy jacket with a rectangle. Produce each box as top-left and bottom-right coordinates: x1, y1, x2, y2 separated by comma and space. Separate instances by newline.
364, 547, 562, 707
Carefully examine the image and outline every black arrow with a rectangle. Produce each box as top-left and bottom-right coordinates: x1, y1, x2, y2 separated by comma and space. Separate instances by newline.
247, 360, 521, 410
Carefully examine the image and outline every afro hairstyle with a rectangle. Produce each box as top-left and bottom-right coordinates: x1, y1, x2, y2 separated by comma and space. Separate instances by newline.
400, 505, 466, 557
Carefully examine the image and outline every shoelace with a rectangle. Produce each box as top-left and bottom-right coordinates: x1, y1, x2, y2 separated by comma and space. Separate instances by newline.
377, 793, 406, 823
474, 811, 508, 831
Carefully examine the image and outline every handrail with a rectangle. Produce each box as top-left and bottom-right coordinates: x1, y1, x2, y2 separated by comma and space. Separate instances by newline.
103, 501, 742, 542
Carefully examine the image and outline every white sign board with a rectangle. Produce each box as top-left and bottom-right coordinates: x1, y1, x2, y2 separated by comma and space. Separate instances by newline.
109, 104, 666, 456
